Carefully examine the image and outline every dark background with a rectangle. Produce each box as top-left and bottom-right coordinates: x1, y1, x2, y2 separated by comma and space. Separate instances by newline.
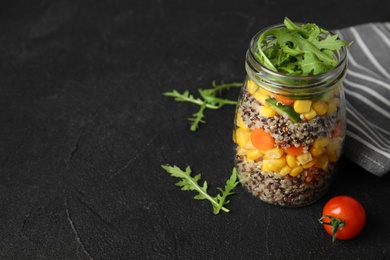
1, 0, 390, 259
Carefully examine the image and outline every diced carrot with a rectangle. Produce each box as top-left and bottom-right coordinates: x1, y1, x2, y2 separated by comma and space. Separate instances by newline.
284, 145, 304, 156
250, 128, 275, 150
274, 93, 295, 105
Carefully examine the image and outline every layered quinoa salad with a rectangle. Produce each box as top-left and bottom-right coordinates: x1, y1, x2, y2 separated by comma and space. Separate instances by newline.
234, 79, 345, 206
233, 18, 349, 206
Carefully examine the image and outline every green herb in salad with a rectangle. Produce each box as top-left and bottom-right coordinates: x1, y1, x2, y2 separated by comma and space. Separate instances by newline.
255, 17, 352, 76
266, 98, 301, 123
161, 165, 239, 214
163, 81, 242, 131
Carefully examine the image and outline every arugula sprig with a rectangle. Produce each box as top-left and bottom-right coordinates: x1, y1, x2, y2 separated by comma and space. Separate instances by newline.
163, 81, 242, 131
161, 165, 239, 214
255, 17, 352, 76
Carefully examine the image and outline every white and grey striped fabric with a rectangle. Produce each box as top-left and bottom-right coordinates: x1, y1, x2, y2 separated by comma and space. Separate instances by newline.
336, 23, 390, 176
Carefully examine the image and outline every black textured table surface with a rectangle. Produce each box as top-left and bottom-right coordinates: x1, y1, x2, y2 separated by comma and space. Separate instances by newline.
1, 1, 390, 259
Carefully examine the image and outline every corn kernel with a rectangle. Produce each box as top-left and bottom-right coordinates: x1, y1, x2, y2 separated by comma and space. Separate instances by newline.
263, 160, 280, 172
254, 92, 270, 106
267, 164, 281, 172
235, 128, 250, 149
303, 158, 318, 169
280, 165, 292, 176
326, 138, 342, 156
235, 112, 248, 129
325, 148, 335, 156
265, 148, 284, 159
246, 140, 256, 150
313, 137, 331, 148
303, 108, 317, 120
259, 106, 276, 118
294, 100, 312, 114
312, 100, 328, 115
236, 147, 247, 156
315, 155, 329, 170
310, 146, 325, 157
268, 156, 287, 168
260, 88, 272, 96
327, 100, 337, 115
247, 149, 263, 161
328, 153, 339, 162
286, 154, 298, 168
261, 161, 269, 172
296, 152, 313, 165
290, 166, 304, 177
247, 79, 258, 95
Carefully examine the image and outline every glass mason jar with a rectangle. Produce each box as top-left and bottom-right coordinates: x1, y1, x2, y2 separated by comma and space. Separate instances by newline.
233, 24, 347, 207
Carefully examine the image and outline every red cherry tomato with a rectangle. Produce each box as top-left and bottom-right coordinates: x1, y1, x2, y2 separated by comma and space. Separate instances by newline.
319, 196, 366, 242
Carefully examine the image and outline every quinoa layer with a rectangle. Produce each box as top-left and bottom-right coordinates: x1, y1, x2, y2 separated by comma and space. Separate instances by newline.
236, 153, 334, 206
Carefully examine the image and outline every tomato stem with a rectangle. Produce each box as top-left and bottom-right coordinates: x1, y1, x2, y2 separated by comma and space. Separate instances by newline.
319, 215, 346, 242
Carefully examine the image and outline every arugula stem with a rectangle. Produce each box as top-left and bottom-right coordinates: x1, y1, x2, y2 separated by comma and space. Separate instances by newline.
183, 172, 229, 212
161, 165, 236, 214
212, 81, 243, 92
189, 103, 207, 131
163, 81, 242, 131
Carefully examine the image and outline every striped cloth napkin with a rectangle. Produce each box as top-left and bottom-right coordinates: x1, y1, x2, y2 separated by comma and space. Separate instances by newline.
336, 23, 390, 176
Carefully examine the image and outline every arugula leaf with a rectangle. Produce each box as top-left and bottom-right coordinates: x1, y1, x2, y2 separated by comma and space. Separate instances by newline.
188, 103, 206, 131
163, 90, 206, 107
214, 168, 239, 214
161, 165, 239, 214
255, 17, 352, 76
163, 81, 241, 131
297, 52, 332, 75
312, 34, 350, 51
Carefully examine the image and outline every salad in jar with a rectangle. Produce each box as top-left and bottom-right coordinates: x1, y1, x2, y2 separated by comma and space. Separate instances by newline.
233, 18, 351, 207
